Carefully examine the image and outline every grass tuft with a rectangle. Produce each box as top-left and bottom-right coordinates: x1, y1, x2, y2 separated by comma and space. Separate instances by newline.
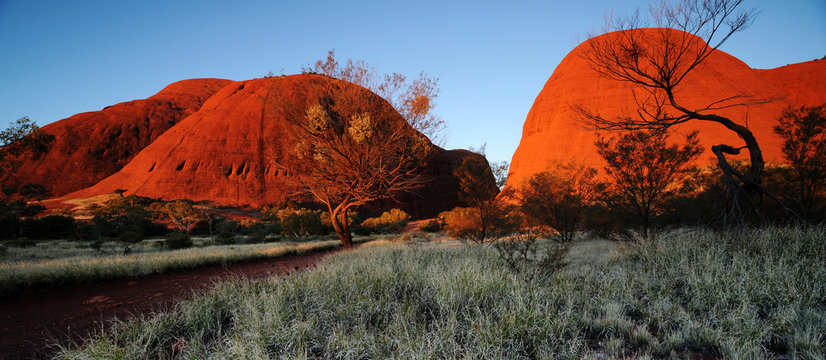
59, 226, 826, 358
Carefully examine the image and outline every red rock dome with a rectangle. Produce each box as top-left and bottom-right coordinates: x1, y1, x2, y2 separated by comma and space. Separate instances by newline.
4, 78, 232, 196
506, 28, 826, 189
65, 75, 483, 217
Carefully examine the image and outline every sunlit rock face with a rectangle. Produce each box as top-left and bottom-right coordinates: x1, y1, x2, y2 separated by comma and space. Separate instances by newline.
4, 78, 232, 196
506, 28, 826, 189
63, 75, 485, 217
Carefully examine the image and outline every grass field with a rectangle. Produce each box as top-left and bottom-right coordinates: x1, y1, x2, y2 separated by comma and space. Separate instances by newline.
60, 227, 825, 359
0, 235, 374, 299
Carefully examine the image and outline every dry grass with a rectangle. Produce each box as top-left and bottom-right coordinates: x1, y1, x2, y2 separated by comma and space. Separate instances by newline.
59, 226, 826, 359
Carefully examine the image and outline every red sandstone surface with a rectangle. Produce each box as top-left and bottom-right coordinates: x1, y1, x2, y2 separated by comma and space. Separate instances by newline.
506, 28, 826, 189
5, 78, 232, 196
63, 75, 480, 217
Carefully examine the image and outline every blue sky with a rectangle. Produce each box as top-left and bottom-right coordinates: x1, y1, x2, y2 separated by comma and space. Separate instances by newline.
1, 0, 824, 165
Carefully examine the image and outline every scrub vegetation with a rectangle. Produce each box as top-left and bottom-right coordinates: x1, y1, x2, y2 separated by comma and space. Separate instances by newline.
60, 227, 825, 359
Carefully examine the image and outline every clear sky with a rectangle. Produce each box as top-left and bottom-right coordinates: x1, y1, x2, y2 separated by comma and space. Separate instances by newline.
1, 0, 824, 165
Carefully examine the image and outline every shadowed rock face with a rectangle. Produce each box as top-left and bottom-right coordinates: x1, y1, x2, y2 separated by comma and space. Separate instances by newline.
65, 75, 484, 217
507, 28, 826, 189
4, 78, 232, 196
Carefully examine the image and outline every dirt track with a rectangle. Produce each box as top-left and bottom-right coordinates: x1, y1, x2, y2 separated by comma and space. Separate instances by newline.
0, 247, 343, 359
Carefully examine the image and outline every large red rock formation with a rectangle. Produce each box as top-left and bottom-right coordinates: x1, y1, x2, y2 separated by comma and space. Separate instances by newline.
507, 28, 826, 189
65, 75, 483, 217
5, 78, 232, 196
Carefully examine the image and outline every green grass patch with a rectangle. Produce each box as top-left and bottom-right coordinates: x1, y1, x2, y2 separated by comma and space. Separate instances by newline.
60, 227, 826, 359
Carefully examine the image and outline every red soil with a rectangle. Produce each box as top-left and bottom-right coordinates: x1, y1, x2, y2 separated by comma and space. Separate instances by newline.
5, 79, 232, 196
0, 247, 344, 360
506, 28, 826, 189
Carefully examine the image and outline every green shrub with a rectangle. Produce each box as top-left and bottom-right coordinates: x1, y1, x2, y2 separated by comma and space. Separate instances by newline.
417, 219, 442, 232
216, 231, 237, 245
245, 231, 269, 244
20, 215, 76, 239
3, 237, 35, 248
361, 208, 410, 233
279, 208, 324, 238
163, 232, 193, 250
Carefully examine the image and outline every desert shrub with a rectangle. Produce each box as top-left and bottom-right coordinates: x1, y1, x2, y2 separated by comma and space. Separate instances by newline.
238, 220, 265, 235
417, 219, 442, 233
91, 197, 163, 237
441, 207, 481, 240
584, 204, 624, 239
215, 231, 237, 245
74, 221, 99, 241
245, 230, 269, 244
517, 161, 602, 242
279, 208, 325, 238
89, 239, 104, 252
493, 232, 569, 276
118, 231, 144, 255
392, 232, 431, 244
0, 200, 47, 239
351, 224, 371, 236
3, 237, 35, 248
163, 232, 193, 250
440, 206, 515, 242
218, 220, 239, 234
361, 208, 411, 233
20, 215, 76, 239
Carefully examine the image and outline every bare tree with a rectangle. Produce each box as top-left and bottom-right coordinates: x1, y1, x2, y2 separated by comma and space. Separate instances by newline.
575, 0, 782, 225
270, 77, 432, 249
596, 130, 703, 238
303, 50, 447, 145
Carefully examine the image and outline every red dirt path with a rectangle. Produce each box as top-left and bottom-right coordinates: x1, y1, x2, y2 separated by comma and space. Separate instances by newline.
0, 247, 345, 359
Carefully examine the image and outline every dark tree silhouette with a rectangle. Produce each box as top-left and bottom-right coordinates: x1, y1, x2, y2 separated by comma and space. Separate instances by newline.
452, 155, 509, 243
774, 105, 826, 221
575, 0, 781, 225
1, 117, 55, 191
596, 130, 703, 238
518, 162, 601, 242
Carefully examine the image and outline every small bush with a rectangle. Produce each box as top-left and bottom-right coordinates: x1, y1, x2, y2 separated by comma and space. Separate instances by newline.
245, 231, 269, 244
89, 239, 104, 252
361, 209, 411, 233
20, 215, 76, 239
440, 207, 481, 240
216, 231, 237, 245
493, 232, 569, 276
417, 219, 442, 232
351, 223, 371, 236
163, 232, 193, 250
3, 237, 35, 248
279, 208, 324, 238
392, 232, 431, 244
218, 220, 239, 234
0, 243, 6, 257
119, 231, 144, 245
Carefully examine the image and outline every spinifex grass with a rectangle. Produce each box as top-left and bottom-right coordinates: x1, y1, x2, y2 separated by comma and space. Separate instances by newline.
61, 227, 825, 359
0, 239, 345, 299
